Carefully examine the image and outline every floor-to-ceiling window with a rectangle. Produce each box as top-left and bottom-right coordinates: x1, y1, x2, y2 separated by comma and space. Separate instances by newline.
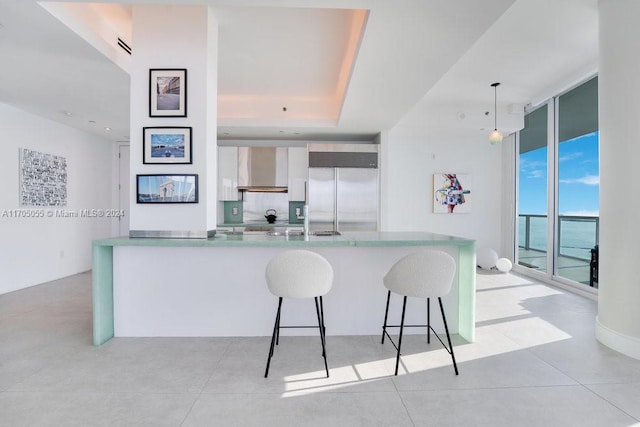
556, 77, 599, 285
518, 104, 549, 272
517, 76, 599, 289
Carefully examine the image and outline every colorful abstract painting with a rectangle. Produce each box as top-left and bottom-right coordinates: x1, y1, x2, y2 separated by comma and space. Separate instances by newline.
433, 173, 471, 213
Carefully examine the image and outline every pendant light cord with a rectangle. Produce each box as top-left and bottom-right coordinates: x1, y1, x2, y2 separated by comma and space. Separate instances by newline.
491, 82, 500, 131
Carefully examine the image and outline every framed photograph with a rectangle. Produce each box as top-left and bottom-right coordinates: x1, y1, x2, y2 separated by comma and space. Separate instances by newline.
149, 68, 187, 117
433, 173, 471, 214
20, 148, 67, 207
136, 174, 198, 204
143, 127, 192, 164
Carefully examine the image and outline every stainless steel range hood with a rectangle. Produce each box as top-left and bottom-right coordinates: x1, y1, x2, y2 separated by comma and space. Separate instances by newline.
236, 146, 288, 192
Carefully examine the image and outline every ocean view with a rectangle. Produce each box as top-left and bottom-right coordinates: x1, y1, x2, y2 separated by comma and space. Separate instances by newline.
518, 215, 598, 261
518, 128, 599, 269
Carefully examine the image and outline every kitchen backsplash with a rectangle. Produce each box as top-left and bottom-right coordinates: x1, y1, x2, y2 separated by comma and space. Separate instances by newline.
242, 192, 290, 222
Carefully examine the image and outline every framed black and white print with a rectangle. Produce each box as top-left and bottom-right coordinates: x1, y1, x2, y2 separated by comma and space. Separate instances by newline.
136, 174, 198, 204
149, 68, 187, 117
143, 127, 192, 164
19, 148, 67, 206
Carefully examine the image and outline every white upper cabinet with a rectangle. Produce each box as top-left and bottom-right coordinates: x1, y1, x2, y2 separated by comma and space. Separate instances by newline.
288, 147, 308, 201
218, 146, 238, 201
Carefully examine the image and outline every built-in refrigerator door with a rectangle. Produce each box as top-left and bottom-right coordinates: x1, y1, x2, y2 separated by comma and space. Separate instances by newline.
308, 168, 336, 232
336, 168, 378, 231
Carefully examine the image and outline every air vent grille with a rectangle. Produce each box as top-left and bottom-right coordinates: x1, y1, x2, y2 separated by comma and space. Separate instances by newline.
117, 37, 131, 55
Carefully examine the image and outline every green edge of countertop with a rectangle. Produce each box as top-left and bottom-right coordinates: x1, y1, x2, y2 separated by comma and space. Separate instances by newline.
93, 231, 475, 248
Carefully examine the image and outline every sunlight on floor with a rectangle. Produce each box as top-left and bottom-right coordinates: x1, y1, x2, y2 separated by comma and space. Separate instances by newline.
279, 272, 579, 398
282, 361, 392, 397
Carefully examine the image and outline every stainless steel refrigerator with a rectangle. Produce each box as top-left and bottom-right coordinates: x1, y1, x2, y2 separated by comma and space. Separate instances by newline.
307, 145, 378, 233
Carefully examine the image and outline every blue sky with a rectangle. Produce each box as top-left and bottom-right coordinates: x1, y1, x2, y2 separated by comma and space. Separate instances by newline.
151, 134, 185, 147
519, 131, 599, 216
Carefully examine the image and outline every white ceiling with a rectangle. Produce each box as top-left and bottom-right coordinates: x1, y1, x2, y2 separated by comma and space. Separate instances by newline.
0, 0, 598, 144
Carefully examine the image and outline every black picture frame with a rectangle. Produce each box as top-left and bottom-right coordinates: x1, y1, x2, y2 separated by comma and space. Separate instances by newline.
149, 68, 187, 117
136, 174, 198, 204
142, 126, 192, 164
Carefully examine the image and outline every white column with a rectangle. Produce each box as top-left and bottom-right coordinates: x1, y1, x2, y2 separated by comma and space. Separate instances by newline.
596, 0, 640, 359
129, 5, 218, 237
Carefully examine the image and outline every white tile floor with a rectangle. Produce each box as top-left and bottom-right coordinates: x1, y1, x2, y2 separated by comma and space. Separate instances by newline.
1, 270, 640, 426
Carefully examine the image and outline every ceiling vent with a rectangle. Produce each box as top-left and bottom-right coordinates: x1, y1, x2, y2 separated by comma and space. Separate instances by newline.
117, 37, 131, 55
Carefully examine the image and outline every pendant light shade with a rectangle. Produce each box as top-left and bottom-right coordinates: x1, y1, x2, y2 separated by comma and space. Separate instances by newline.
490, 82, 503, 145
489, 129, 503, 145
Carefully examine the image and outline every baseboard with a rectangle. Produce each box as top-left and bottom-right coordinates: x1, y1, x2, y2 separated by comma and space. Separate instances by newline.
596, 317, 640, 360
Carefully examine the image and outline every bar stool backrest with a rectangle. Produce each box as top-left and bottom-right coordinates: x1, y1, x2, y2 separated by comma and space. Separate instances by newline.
383, 251, 456, 298
266, 250, 333, 299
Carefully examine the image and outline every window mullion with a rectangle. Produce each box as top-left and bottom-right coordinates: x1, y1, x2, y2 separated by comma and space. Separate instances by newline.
547, 98, 558, 280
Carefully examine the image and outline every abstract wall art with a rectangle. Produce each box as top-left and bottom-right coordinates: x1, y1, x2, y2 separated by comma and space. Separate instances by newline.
433, 173, 471, 214
20, 148, 67, 207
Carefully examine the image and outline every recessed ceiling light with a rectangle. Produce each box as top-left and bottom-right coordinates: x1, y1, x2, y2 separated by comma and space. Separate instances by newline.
104, 127, 111, 131
62, 110, 73, 117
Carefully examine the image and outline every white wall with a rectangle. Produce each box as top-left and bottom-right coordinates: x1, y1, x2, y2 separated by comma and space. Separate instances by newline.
0, 102, 114, 294
129, 5, 217, 236
596, 0, 640, 359
381, 100, 504, 254
500, 133, 516, 260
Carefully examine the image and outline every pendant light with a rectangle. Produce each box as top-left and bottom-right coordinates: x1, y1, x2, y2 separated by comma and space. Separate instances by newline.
489, 82, 503, 145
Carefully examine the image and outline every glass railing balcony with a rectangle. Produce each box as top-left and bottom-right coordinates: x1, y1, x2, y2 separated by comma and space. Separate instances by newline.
518, 214, 599, 287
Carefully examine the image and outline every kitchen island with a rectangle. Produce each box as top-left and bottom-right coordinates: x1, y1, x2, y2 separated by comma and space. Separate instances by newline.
92, 232, 475, 345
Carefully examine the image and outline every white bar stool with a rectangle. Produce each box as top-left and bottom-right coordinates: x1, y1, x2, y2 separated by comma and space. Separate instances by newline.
381, 250, 459, 376
264, 250, 334, 378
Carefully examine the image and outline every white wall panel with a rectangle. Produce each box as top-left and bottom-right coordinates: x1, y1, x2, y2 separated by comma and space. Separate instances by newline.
0, 103, 114, 294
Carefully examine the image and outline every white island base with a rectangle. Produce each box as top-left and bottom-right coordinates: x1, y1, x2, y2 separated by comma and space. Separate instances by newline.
93, 232, 476, 344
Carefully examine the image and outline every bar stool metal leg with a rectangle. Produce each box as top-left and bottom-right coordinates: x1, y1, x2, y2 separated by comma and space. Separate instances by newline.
438, 297, 459, 375
275, 308, 281, 346
394, 296, 408, 376
381, 290, 391, 344
427, 297, 431, 344
315, 296, 329, 377
264, 297, 283, 378
318, 296, 327, 355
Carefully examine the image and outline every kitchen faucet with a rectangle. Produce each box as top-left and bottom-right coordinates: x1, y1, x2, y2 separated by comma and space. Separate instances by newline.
303, 205, 309, 237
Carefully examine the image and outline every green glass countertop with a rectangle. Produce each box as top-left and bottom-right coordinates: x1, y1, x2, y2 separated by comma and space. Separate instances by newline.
94, 231, 474, 248
217, 222, 304, 228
